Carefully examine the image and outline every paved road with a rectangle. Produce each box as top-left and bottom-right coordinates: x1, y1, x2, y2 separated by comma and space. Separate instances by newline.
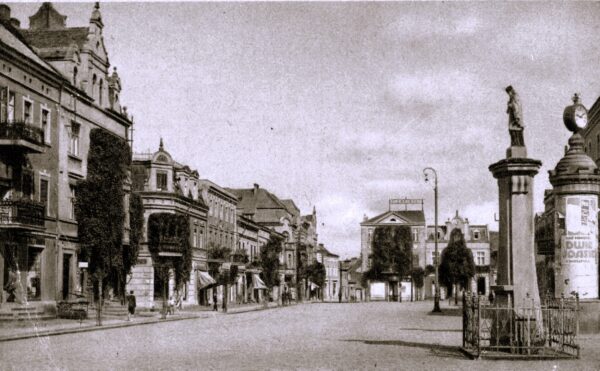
1, 301, 598, 370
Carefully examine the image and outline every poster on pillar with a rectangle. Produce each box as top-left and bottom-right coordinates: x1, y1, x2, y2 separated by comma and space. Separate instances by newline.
558, 195, 598, 299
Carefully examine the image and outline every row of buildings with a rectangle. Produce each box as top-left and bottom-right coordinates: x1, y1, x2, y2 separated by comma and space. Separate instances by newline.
0, 3, 344, 317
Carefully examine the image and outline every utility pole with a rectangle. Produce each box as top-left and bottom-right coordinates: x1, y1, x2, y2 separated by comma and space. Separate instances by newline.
424, 167, 441, 313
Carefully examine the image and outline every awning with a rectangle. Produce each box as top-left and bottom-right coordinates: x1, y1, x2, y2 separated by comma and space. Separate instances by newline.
310, 282, 320, 290
252, 274, 267, 290
197, 271, 216, 289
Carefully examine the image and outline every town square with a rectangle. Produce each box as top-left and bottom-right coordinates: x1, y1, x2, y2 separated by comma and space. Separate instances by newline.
1, 2, 600, 370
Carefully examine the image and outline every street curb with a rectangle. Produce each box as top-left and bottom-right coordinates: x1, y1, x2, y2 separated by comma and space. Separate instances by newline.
0, 302, 287, 343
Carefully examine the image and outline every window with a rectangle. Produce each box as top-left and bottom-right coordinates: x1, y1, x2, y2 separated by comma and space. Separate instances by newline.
73, 67, 78, 86
476, 251, 485, 265
69, 122, 80, 156
41, 108, 50, 143
40, 178, 49, 213
23, 99, 32, 124
199, 230, 203, 249
193, 227, 198, 248
473, 230, 480, 240
99, 79, 103, 106
69, 185, 76, 220
8, 91, 15, 121
0, 87, 7, 121
156, 172, 167, 191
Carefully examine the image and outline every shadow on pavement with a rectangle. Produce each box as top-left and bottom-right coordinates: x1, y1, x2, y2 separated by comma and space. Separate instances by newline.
427, 308, 462, 316
343, 339, 467, 359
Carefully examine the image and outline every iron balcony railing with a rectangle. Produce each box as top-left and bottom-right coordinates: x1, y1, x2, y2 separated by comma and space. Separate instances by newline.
0, 121, 44, 147
0, 199, 45, 228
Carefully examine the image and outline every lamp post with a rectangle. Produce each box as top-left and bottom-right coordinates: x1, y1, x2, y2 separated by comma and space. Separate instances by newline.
423, 167, 441, 313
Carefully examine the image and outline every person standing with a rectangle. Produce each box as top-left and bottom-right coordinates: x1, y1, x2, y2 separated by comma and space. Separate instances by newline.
127, 290, 136, 321
212, 290, 218, 312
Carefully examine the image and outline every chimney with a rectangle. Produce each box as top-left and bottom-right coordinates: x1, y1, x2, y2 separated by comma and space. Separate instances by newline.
253, 183, 259, 195
0, 4, 10, 23
9, 17, 20, 28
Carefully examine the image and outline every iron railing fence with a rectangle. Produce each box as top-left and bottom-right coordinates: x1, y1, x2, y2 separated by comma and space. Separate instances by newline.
462, 293, 579, 359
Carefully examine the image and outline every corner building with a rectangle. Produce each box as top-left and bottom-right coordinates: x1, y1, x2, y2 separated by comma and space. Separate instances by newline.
0, 3, 132, 317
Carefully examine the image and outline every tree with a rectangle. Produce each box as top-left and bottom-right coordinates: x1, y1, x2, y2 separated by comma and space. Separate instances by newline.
364, 225, 412, 301
75, 129, 131, 325
260, 236, 283, 296
122, 192, 144, 298
305, 261, 326, 300
411, 267, 425, 301
439, 228, 475, 304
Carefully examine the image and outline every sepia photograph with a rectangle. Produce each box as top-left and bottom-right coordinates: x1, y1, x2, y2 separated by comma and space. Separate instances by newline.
0, 1, 599, 370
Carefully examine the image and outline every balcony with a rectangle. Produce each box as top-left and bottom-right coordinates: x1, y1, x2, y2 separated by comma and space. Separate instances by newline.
0, 199, 45, 230
0, 121, 45, 153
156, 237, 183, 257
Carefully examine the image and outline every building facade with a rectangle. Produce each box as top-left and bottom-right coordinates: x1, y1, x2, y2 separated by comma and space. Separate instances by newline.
0, 3, 132, 315
360, 201, 426, 301
316, 244, 339, 302
128, 141, 209, 309
425, 211, 493, 297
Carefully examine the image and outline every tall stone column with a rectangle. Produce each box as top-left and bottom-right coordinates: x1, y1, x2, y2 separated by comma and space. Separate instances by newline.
489, 155, 542, 309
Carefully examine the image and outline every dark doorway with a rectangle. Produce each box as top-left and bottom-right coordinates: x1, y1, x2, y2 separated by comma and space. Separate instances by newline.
477, 276, 486, 295
62, 253, 72, 300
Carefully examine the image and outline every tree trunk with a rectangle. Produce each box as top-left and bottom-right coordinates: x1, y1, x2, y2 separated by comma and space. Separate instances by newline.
96, 278, 103, 326
454, 283, 458, 306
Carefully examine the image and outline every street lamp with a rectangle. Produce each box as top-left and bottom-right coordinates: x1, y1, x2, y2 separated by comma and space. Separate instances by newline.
423, 167, 441, 313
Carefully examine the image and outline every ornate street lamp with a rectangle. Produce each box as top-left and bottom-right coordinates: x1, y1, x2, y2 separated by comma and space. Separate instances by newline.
423, 167, 441, 313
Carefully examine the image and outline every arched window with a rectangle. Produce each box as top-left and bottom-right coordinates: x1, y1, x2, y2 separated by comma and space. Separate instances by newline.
92, 74, 97, 99
98, 79, 103, 106
73, 67, 78, 86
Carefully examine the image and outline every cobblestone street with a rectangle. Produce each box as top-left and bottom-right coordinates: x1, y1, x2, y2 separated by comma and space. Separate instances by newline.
1, 301, 599, 370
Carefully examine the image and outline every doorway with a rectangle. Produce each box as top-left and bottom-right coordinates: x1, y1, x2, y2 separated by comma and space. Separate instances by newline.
477, 276, 486, 295
62, 253, 72, 300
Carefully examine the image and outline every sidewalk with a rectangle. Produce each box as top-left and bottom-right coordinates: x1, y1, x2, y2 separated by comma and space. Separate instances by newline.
0, 301, 286, 342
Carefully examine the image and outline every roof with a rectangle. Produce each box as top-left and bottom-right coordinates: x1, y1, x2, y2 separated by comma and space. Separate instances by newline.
361, 210, 425, 226
22, 27, 88, 51
227, 187, 288, 213
280, 199, 300, 216
302, 214, 314, 222
0, 21, 57, 75
198, 179, 238, 202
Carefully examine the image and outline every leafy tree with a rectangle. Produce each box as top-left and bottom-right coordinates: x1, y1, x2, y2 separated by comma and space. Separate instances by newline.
207, 241, 231, 261
439, 228, 475, 304
411, 267, 425, 300
425, 264, 435, 276
305, 261, 326, 300
75, 129, 130, 325
122, 192, 144, 296
364, 225, 412, 282
260, 236, 283, 292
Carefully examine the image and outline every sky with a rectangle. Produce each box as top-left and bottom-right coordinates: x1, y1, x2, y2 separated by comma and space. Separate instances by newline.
9, 1, 600, 259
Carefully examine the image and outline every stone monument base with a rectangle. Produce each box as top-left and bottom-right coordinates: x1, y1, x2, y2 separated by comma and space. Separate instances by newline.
506, 145, 527, 158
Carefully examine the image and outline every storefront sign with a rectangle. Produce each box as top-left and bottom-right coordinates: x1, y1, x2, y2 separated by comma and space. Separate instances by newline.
558, 196, 598, 298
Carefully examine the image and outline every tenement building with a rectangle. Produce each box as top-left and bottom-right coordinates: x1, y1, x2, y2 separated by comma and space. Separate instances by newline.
425, 211, 493, 297
0, 3, 132, 317
129, 140, 208, 309
228, 184, 298, 299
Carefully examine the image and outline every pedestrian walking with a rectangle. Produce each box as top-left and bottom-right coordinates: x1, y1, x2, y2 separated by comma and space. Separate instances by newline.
127, 290, 136, 321
213, 290, 218, 312
167, 296, 175, 315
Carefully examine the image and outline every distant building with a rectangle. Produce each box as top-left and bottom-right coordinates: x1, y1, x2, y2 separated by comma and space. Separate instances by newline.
426, 211, 493, 297
360, 199, 426, 301
346, 257, 364, 302
316, 244, 339, 302
128, 140, 208, 308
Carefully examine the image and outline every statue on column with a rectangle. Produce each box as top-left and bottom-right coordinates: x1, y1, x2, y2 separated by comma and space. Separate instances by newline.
506, 85, 524, 147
